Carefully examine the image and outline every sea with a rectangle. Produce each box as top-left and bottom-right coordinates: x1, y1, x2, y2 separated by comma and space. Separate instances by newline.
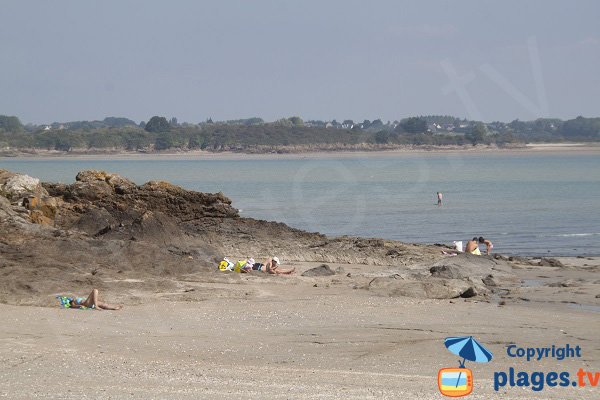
2, 152, 599, 257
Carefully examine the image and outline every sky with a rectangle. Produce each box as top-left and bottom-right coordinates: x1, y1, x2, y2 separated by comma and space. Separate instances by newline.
1, 0, 599, 125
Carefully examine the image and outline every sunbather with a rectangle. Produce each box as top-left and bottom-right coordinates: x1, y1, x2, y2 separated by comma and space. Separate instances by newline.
58, 288, 122, 310
465, 237, 481, 255
264, 256, 295, 275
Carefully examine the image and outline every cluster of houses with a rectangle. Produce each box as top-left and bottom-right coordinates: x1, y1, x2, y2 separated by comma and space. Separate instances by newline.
427, 122, 470, 133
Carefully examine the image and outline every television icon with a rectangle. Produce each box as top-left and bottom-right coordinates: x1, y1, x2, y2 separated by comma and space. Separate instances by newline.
438, 368, 473, 397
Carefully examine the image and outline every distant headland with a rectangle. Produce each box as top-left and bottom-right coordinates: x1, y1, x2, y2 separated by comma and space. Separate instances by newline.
1, 114, 599, 156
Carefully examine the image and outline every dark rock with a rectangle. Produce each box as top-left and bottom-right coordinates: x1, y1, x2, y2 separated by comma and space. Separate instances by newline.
430, 265, 465, 279
355, 238, 384, 248
482, 274, 499, 287
71, 208, 117, 235
368, 276, 474, 299
548, 279, 581, 288
538, 258, 564, 267
69, 181, 113, 201
386, 249, 401, 257
460, 287, 477, 298
302, 264, 336, 277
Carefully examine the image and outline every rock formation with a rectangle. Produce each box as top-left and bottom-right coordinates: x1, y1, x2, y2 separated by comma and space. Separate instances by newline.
0, 169, 521, 306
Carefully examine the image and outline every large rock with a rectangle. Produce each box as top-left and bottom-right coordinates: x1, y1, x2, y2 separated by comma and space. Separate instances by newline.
301, 264, 336, 277
23, 195, 61, 223
76, 170, 136, 194
0, 170, 48, 202
368, 276, 475, 299
429, 254, 520, 287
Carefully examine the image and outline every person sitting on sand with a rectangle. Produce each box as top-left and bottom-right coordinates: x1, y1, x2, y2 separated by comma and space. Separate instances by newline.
58, 288, 122, 310
465, 237, 481, 255
478, 237, 493, 255
264, 256, 295, 275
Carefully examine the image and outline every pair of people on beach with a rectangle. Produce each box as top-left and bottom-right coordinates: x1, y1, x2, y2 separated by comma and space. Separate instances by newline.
465, 237, 493, 255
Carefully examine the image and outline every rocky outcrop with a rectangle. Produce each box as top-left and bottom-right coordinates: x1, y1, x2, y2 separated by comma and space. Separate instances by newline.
42, 169, 239, 242
368, 276, 476, 299
365, 254, 520, 299
0, 169, 522, 306
0, 169, 58, 225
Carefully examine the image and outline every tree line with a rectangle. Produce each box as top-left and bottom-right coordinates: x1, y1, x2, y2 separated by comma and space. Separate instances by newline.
1, 114, 599, 152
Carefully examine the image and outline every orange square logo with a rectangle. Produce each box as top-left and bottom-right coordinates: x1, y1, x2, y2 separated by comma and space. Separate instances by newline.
438, 368, 473, 397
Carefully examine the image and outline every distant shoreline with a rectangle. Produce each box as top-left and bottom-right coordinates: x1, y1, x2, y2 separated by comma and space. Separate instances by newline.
1, 142, 599, 161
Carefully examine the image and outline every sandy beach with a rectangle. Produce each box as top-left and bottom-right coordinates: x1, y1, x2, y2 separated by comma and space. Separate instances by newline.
1, 257, 599, 399
1, 168, 599, 399
2, 142, 600, 162
2, 1, 599, 398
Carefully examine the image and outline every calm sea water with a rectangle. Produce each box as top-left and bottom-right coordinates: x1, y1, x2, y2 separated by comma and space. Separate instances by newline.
2, 152, 599, 256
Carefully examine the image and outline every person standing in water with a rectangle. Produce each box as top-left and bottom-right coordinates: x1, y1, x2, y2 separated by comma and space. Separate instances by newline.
436, 192, 443, 206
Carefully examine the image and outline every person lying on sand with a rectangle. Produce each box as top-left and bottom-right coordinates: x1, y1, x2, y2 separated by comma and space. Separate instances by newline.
465, 238, 481, 255
264, 256, 295, 275
58, 288, 122, 310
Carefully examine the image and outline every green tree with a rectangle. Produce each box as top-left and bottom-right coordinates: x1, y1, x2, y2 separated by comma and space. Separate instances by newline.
0, 115, 24, 133
154, 133, 175, 150
371, 119, 384, 128
288, 116, 304, 126
465, 122, 487, 145
145, 116, 170, 133
560, 116, 600, 138
398, 117, 427, 133
103, 117, 137, 127
188, 134, 207, 149
374, 130, 390, 144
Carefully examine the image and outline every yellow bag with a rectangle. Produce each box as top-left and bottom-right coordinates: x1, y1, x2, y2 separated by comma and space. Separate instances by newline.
218, 260, 229, 271
234, 260, 246, 273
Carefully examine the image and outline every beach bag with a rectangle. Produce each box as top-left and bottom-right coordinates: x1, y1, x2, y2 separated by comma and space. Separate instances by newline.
234, 260, 246, 273
218, 258, 234, 271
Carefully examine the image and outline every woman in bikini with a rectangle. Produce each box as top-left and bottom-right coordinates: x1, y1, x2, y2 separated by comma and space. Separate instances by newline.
264, 257, 295, 275
59, 288, 122, 310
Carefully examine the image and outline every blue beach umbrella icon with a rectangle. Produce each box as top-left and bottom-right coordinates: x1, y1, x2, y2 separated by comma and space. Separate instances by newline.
444, 336, 493, 387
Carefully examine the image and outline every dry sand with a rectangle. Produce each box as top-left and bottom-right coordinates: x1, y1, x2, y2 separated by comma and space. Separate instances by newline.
1, 259, 599, 399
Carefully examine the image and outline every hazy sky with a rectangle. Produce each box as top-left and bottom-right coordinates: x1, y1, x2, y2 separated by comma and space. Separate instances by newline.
1, 0, 599, 124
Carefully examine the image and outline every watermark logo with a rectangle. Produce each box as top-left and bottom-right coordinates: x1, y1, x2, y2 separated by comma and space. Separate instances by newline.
493, 343, 599, 392
438, 336, 493, 397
